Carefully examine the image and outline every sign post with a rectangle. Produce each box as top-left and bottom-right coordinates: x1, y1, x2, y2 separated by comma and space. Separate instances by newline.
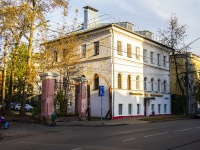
99, 86, 104, 121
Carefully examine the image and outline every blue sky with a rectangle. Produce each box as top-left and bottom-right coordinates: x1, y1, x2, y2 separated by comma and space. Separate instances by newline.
47, 0, 200, 55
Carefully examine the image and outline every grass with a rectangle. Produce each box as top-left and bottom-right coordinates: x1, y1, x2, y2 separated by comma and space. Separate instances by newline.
138, 115, 194, 122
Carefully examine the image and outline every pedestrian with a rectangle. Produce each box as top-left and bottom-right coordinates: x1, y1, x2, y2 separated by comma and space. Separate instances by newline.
51, 111, 56, 127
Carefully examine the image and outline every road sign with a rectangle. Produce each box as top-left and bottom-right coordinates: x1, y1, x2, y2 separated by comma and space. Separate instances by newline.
99, 86, 104, 96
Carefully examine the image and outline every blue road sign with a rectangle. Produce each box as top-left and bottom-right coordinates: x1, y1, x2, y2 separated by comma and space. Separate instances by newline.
99, 86, 104, 96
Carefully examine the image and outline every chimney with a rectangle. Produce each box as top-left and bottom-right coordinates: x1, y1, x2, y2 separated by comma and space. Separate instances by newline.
83, 6, 99, 29
137, 30, 152, 39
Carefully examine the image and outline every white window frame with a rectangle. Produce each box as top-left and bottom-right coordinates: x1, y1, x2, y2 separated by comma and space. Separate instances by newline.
119, 104, 123, 115
137, 104, 140, 114
81, 44, 86, 58
136, 47, 140, 60
157, 53, 160, 65
150, 51, 154, 64
143, 49, 147, 62
128, 104, 132, 115
163, 56, 166, 67
144, 77, 147, 91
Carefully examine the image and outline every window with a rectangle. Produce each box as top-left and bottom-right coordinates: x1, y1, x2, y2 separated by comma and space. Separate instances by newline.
143, 49, 147, 61
53, 51, 58, 62
163, 56, 166, 67
158, 104, 161, 113
157, 79, 161, 92
157, 54, 160, 65
144, 77, 147, 91
118, 74, 122, 89
128, 104, 132, 115
164, 104, 167, 113
150, 52, 154, 64
127, 44, 132, 58
136, 47, 140, 60
119, 104, 123, 115
136, 76, 140, 89
163, 80, 167, 93
127, 75, 131, 90
94, 41, 99, 55
151, 78, 154, 91
81, 44, 86, 58
94, 73, 99, 90
137, 104, 140, 114
117, 41, 122, 55
151, 104, 155, 112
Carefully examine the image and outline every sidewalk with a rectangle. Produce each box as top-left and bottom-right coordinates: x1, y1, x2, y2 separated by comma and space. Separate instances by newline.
55, 117, 150, 126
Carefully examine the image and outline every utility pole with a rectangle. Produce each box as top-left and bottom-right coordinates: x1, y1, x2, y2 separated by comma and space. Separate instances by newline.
184, 38, 200, 114
185, 51, 192, 114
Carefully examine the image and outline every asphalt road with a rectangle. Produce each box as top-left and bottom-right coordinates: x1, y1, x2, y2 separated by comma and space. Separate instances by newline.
0, 119, 200, 150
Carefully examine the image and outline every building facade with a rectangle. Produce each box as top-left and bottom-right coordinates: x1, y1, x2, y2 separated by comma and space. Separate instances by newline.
170, 52, 200, 113
75, 6, 171, 119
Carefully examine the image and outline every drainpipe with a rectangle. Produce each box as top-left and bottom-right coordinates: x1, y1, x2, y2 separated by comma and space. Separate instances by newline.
111, 26, 115, 119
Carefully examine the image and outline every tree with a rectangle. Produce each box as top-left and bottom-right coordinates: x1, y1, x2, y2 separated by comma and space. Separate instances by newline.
159, 14, 200, 114
41, 27, 82, 115
159, 15, 187, 114
1, 0, 69, 115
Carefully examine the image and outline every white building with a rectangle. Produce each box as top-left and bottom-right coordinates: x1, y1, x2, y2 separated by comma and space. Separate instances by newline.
75, 6, 172, 119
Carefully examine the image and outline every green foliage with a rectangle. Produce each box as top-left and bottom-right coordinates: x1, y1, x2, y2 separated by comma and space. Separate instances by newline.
194, 83, 200, 103
171, 94, 187, 115
54, 90, 67, 116
32, 100, 41, 117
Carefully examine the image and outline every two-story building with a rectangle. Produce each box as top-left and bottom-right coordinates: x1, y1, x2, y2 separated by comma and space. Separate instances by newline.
73, 6, 172, 119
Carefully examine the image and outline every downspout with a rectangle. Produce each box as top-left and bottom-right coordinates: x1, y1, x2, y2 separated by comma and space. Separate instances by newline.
111, 26, 115, 119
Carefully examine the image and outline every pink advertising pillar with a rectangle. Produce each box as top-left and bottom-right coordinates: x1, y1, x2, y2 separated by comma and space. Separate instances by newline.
40, 72, 58, 123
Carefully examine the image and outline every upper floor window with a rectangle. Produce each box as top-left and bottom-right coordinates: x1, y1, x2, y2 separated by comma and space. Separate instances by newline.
94, 73, 99, 90
163, 56, 166, 67
136, 76, 140, 89
143, 49, 147, 61
127, 75, 131, 90
144, 77, 147, 91
53, 51, 58, 62
94, 41, 99, 55
157, 79, 161, 92
118, 73, 122, 89
127, 44, 132, 58
81, 44, 86, 58
163, 80, 167, 92
150, 52, 154, 64
157, 54, 160, 65
117, 41, 122, 55
151, 78, 154, 91
136, 47, 140, 60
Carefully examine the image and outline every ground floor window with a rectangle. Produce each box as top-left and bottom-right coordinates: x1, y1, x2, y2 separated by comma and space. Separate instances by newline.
158, 104, 161, 113
151, 104, 155, 112
137, 104, 140, 114
119, 104, 123, 115
128, 104, 132, 115
164, 104, 167, 113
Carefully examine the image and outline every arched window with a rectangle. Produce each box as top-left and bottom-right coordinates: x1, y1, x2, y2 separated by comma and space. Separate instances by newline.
118, 74, 122, 89
163, 80, 167, 92
151, 78, 154, 91
136, 76, 140, 89
157, 79, 161, 92
127, 75, 131, 90
144, 77, 147, 91
94, 73, 99, 90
